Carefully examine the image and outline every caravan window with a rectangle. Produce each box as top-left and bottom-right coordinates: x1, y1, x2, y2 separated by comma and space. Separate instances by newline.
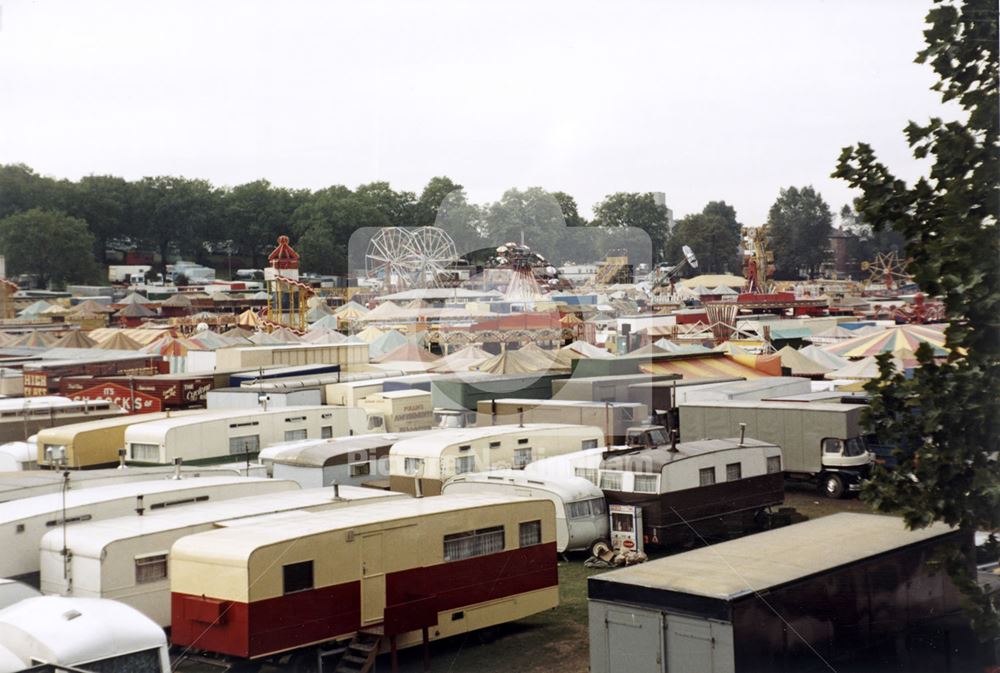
600, 472, 623, 490
513, 447, 532, 468
130, 443, 159, 462
404, 457, 424, 475
349, 462, 371, 478
633, 474, 658, 493
229, 435, 260, 456
699, 467, 716, 486
455, 455, 476, 474
444, 526, 505, 561
284, 429, 307, 442
283, 561, 314, 594
581, 438, 599, 450
519, 520, 541, 547
767, 455, 782, 474
726, 463, 742, 481
575, 467, 598, 484
135, 554, 167, 584
321, 426, 333, 439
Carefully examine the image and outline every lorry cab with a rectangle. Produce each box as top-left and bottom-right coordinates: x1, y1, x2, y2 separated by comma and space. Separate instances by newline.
821, 436, 871, 467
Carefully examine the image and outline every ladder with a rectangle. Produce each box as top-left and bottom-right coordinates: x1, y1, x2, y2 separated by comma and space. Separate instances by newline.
333, 626, 383, 673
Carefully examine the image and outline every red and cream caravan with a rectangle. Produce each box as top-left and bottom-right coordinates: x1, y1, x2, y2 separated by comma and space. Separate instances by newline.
170, 494, 558, 664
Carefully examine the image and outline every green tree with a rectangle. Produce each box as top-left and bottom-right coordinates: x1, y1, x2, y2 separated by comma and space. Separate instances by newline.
592, 192, 671, 263
838, 204, 906, 279
481, 187, 570, 263
0, 164, 68, 219
131, 176, 220, 277
765, 186, 833, 279
355, 182, 419, 229
666, 201, 742, 274
0, 208, 97, 287
65, 175, 135, 263
415, 176, 464, 227
222, 180, 303, 269
833, 0, 999, 636
291, 187, 389, 275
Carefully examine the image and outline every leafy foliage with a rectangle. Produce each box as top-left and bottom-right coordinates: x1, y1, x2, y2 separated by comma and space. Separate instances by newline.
833, 0, 999, 637
592, 192, 671, 263
665, 201, 742, 274
0, 208, 98, 288
765, 186, 834, 279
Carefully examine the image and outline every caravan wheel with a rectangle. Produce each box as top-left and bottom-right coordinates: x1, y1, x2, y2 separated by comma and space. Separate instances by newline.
822, 473, 846, 499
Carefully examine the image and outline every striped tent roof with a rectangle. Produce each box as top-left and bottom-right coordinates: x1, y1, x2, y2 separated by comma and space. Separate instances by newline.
639, 353, 775, 380
821, 324, 948, 358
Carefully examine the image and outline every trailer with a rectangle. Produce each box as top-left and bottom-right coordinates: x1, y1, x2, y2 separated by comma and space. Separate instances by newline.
0, 596, 171, 672
170, 494, 559, 669
213, 343, 368, 371
597, 437, 784, 547
206, 386, 323, 410
39, 485, 406, 627
443, 470, 608, 553
552, 373, 682, 406
35, 409, 203, 468
0, 579, 38, 611
23, 355, 161, 396
228, 363, 342, 388
0, 475, 292, 584
361, 389, 435, 432
60, 372, 216, 411
680, 401, 873, 498
0, 396, 125, 443
431, 372, 565, 411
388, 424, 605, 496
0, 465, 240, 503
0, 441, 35, 471
588, 513, 975, 673
262, 431, 436, 488
475, 398, 649, 444
124, 406, 367, 465
324, 379, 385, 406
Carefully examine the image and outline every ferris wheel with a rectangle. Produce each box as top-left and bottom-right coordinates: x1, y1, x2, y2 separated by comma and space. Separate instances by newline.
365, 227, 458, 289
862, 251, 912, 292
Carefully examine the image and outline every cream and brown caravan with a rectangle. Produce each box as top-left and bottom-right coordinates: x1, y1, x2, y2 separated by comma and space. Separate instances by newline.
170, 494, 559, 668
388, 424, 605, 496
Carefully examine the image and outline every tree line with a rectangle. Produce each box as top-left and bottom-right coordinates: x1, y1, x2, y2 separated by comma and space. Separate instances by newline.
0, 163, 893, 288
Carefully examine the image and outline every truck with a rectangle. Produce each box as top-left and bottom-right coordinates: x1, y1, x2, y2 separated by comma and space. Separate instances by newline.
360, 389, 435, 432
108, 265, 152, 284
679, 400, 873, 498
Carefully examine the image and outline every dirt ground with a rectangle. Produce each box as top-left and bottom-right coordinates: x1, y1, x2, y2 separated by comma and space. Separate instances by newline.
175, 487, 880, 673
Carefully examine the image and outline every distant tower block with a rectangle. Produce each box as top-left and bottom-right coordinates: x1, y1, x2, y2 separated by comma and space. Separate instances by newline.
264, 235, 312, 333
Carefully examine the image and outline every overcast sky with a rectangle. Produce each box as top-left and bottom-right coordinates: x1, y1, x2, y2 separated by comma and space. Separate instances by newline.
0, 0, 950, 227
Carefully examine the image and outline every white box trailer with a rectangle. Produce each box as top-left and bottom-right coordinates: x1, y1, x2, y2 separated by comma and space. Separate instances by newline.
39, 485, 406, 626
262, 430, 436, 488
679, 401, 872, 498
124, 406, 367, 465
588, 514, 971, 673
679, 376, 812, 403
361, 389, 435, 432
443, 470, 608, 553
475, 398, 649, 444
0, 476, 290, 584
